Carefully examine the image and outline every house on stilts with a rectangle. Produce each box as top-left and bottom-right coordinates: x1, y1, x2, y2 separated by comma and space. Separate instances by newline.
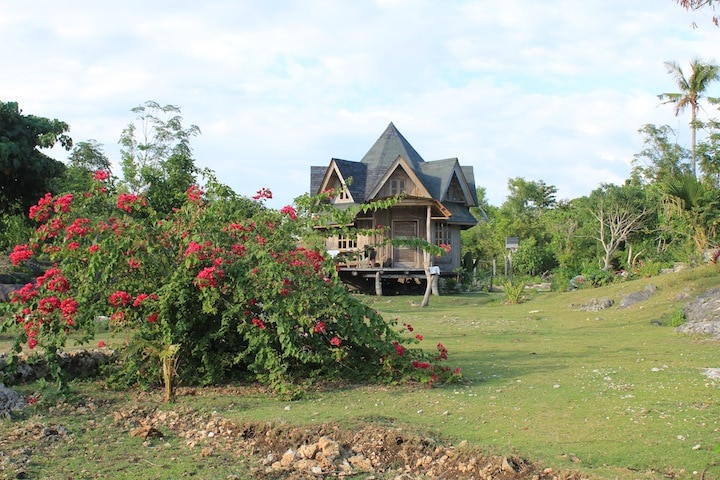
309, 123, 480, 295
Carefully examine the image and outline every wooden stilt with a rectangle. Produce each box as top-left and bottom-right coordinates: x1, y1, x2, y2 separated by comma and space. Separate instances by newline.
375, 271, 383, 296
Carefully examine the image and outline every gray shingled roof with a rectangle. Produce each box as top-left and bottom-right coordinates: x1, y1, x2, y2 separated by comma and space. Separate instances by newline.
310, 123, 479, 227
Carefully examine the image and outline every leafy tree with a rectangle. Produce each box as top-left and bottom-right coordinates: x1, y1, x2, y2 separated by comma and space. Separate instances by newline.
119, 101, 202, 214
461, 188, 501, 272
0, 101, 71, 214
584, 183, 650, 271
658, 58, 720, 177
675, 0, 719, 27
631, 124, 691, 184
660, 171, 720, 255
697, 109, 720, 185
60, 140, 113, 194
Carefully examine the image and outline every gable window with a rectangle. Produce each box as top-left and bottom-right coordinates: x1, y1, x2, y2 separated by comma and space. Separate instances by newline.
332, 180, 349, 201
390, 179, 405, 196
447, 175, 465, 202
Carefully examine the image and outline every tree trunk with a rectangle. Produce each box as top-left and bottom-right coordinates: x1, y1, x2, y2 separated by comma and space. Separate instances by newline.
421, 251, 432, 307
162, 354, 175, 403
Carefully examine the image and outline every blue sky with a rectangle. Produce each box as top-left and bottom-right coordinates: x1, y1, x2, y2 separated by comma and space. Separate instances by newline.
2, 1, 719, 208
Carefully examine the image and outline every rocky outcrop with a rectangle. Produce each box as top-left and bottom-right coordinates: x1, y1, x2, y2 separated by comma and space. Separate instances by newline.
677, 287, 720, 338
618, 284, 657, 308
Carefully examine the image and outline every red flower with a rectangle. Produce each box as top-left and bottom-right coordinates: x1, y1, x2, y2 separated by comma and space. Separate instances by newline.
252, 187, 273, 201
195, 266, 224, 289
53, 193, 73, 213
29, 193, 54, 222
66, 241, 80, 250
436, 343, 448, 361
393, 341, 405, 356
412, 361, 433, 370
109, 290, 132, 307
415, 334, 424, 341
117, 192, 146, 212
9, 244, 34, 265
330, 336, 341, 347
11, 283, 37, 303
88, 244, 100, 253
252, 318, 266, 329
313, 321, 326, 334
93, 170, 110, 181
133, 293, 150, 307
186, 184, 204, 203
128, 258, 141, 269
97, 340, 107, 348
38, 296, 61, 313
147, 312, 159, 323
65, 218, 91, 239
280, 205, 297, 220
184, 241, 203, 257
60, 298, 78, 318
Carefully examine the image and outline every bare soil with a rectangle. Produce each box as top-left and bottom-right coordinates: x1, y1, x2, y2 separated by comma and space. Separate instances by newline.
1, 386, 588, 480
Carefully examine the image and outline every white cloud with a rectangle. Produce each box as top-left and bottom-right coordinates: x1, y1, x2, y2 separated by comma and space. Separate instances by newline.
2, 0, 720, 208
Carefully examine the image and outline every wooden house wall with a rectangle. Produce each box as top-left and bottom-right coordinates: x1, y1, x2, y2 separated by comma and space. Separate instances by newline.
325, 205, 462, 273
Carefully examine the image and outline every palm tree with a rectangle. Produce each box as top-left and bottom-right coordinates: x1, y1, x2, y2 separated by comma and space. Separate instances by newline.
658, 58, 720, 177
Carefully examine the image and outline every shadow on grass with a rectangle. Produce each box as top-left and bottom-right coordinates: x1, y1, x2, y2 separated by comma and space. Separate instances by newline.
451, 348, 594, 384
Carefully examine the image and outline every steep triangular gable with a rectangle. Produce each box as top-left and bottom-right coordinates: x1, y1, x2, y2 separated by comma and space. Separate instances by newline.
367, 155, 432, 201
441, 161, 476, 207
318, 159, 356, 203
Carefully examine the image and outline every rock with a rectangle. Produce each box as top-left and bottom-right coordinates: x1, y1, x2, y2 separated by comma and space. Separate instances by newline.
501, 457, 517, 472
130, 425, 163, 438
297, 442, 318, 459
0, 284, 24, 302
280, 449, 297, 467
317, 436, 340, 460
0, 383, 26, 417
677, 288, 720, 338
618, 284, 657, 308
575, 297, 614, 311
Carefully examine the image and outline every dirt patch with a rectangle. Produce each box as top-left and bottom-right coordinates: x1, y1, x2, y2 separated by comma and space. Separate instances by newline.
102, 390, 586, 480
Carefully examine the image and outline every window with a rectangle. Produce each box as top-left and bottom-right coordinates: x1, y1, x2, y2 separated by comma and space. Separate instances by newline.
389, 179, 405, 196
333, 180, 349, 201
337, 234, 357, 250
434, 223, 449, 248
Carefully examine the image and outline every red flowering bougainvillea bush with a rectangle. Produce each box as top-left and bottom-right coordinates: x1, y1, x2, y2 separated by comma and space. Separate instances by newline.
3, 173, 460, 400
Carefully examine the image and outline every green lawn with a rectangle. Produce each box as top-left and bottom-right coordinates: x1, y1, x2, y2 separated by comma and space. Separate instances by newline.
2, 266, 720, 479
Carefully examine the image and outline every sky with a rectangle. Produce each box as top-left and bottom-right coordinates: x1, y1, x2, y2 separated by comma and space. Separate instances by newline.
2, 1, 719, 209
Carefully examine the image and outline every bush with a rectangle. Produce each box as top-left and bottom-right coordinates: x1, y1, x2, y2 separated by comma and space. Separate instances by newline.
502, 279, 525, 304
2, 174, 460, 400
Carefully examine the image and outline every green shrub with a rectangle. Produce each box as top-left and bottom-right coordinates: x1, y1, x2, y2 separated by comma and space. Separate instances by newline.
667, 306, 686, 327
502, 279, 525, 304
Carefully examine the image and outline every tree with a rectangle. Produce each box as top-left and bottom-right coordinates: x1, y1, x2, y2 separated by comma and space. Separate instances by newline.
0, 101, 71, 214
60, 140, 113, 194
660, 171, 720, 255
658, 58, 720, 177
697, 100, 720, 185
631, 124, 691, 184
675, 0, 719, 27
585, 184, 650, 271
119, 101, 202, 214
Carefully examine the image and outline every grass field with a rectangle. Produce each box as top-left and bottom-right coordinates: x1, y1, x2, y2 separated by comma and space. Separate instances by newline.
2, 266, 720, 479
